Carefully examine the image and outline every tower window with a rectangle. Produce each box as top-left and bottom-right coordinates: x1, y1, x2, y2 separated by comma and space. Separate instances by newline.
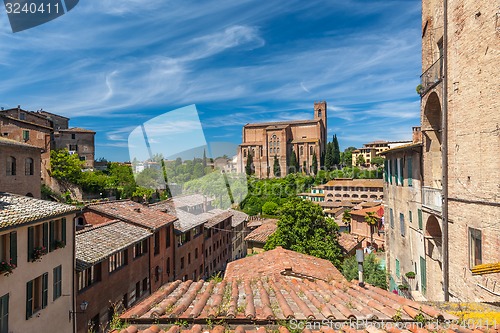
318, 110, 322, 117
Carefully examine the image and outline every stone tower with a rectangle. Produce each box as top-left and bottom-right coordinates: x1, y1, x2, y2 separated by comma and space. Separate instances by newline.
314, 101, 327, 153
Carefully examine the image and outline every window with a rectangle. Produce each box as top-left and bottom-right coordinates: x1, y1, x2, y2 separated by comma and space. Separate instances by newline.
19, 113, 26, 120
134, 240, 148, 258
109, 250, 127, 273
399, 158, 404, 185
165, 227, 171, 248
0, 293, 8, 333
154, 232, 160, 255
135, 282, 141, 299
409, 211, 413, 224
69, 144, 78, 151
418, 209, 423, 230
407, 157, 413, 187
178, 232, 191, 246
399, 213, 405, 237
200, 265, 203, 274
166, 257, 171, 275
193, 226, 202, 237
300, 146, 303, 155
24, 158, 34, 176
469, 228, 482, 268
310, 146, 313, 155
390, 208, 394, 229
26, 273, 48, 319
49, 218, 66, 252
71, 133, 76, 139
28, 223, 48, 262
0, 232, 17, 268
142, 278, 148, 293
53, 265, 62, 300
6, 157, 15, 176
195, 248, 198, 259
395, 259, 400, 278
78, 263, 101, 291
22, 130, 29, 141
180, 257, 185, 269
384, 159, 389, 182
188, 253, 191, 265
79, 156, 86, 161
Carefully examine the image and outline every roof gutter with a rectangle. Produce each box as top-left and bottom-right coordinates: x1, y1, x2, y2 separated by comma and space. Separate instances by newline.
442, 0, 450, 302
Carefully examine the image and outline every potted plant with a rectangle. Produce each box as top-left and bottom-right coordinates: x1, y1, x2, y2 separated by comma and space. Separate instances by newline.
32, 246, 47, 262
416, 84, 424, 95
54, 240, 66, 249
0, 259, 16, 276
398, 284, 410, 291
405, 271, 416, 279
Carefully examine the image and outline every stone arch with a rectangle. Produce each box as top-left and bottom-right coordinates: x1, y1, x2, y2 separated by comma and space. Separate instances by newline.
352, 194, 359, 198
25, 192, 34, 197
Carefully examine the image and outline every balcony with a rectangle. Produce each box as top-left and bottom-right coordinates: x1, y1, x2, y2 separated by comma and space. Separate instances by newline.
422, 186, 442, 212
419, 56, 443, 96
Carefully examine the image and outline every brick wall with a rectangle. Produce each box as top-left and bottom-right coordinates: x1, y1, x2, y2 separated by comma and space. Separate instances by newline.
0, 143, 41, 197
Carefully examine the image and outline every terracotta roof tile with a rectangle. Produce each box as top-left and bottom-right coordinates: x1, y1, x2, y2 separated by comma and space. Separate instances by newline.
320, 179, 384, 188
58, 127, 96, 133
229, 209, 248, 227
245, 119, 320, 127
75, 220, 151, 271
120, 276, 454, 324
224, 247, 344, 282
244, 221, 277, 243
350, 205, 384, 218
247, 218, 277, 228
87, 200, 176, 231
0, 137, 41, 150
337, 233, 364, 254
0, 192, 78, 228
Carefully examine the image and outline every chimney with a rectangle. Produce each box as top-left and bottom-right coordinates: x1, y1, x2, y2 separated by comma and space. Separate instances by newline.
412, 126, 422, 144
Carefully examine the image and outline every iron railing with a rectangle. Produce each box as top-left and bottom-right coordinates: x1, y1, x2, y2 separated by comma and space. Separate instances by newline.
419, 56, 443, 96
422, 186, 442, 212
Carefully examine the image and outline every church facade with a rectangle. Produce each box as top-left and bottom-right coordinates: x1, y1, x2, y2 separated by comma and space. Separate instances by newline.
238, 101, 327, 178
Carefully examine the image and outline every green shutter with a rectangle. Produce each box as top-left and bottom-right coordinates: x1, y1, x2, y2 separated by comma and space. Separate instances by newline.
0, 293, 8, 333
408, 157, 413, 187
62, 218, 67, 245
53, 266, 61, 301
49, 221, 55, 252
27, 227, 34, 261
399, 159, 404, 185
420, 256, 427, 295
9, 232, 17, 266
42, 223, 48, 251
391, 159, 395, 184
395, 259, 400, 278
384, 160, 388, 182
418, 209, 423, 230
26, 280, 33, 319
42, 273, 48, 309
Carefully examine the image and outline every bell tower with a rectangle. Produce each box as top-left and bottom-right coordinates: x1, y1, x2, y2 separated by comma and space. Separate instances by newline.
314, 101, 327, 149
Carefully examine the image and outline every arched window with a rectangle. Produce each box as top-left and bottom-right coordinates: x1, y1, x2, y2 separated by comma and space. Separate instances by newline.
166, 257, 171, 275
300, 146, 303, 155
25, 158, 34, 176
318, 110, 322, 117
243, 149, 247, 157
6, 156, 16, 176
310, 146, 313, 155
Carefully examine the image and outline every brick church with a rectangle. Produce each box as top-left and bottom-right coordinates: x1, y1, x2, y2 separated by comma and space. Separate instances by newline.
238, 101, 327, 178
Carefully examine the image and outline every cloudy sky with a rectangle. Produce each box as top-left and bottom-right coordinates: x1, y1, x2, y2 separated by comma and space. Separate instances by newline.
0, 0, 422, 161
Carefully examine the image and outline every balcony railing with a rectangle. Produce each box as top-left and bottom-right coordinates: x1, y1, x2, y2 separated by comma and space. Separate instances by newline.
422, 186, 442, 212
419, 56, 443, 96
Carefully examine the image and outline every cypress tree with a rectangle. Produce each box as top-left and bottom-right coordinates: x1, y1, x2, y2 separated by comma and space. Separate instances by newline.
245, 151, 254, 175
325, 142, 333, 171
312, 152, 318, 175
273, 155, 281, 177
202, 149, 207, 168
332, 134, 341, 166
289, 150, 299, 174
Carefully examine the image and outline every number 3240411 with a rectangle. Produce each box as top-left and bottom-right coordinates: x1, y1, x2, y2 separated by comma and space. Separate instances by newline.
5, 2, 60, 14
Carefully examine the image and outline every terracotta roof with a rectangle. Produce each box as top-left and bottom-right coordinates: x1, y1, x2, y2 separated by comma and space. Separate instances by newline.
290, 138, 319, 144
265, 124, 289, 129
112, 322, 497, 333
75, 220, 151, 271
244, 221, 277, 243
229, 209, 248, 227
337, 233, 364, 254
0, 113, 53, 130
58, 127, 96, 133
379, 142, 423, 155
87, 200, 176, 231
225, 247, 344, 282
320, 179, 384, 188
0, 137, 41, 150
245, 119, 319, 127
120, 275, 454, 324
247, 218, 277, 228
0, 193, 78, 229
170, 194, 214, 208
205, 210, 233, 228
350, 206, 384, 218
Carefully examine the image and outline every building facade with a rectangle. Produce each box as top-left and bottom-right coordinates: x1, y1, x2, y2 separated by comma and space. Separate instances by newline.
419, 0, 500, 302
53, 128, 96, 169
352, 140, 412, 167
0, 193, 77, 333
0, 138, 42, 198
349, 205, 385, 252
238, 101, 327, 178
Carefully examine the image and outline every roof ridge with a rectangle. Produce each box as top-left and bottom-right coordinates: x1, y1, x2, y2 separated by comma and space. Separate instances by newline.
75, 219, 121, 234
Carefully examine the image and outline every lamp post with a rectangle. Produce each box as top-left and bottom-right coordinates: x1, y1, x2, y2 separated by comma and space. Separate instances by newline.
69, 301, 88, 321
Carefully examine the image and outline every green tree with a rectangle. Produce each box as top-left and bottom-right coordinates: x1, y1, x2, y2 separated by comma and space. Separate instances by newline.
341, 147, 356, 167
262, 201, 279, 216
371, 156, 385, 167
202, 149, 207, 168
311, 152, 318, 175
364, 211, 379, 248
245, 151, 254, 176
288, 150, 299, 174
273, 155, 281, 177
50, 149, 84, 183
324, 142, 333, 171
264, 198, 342, 267
342, 209, 351, 229
356, 154, 366, 166
341, 253, 388, 290
332, 134, 340, 166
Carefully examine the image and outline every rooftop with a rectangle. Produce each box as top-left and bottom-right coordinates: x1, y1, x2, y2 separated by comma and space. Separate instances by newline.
244, 221, 277, 244
75, 220, 151, 271
87, 200, 177, 231
225, 247, 344, 282
245, 118, 319, 128
379, 142, 423, 155
171, 194, 214, 208
247, 218, 277, 229
320, 179, 384, 188
337, 233, 364, 254
229, 209, 249, 227
58, 127, 96, 133
350, 206, 384, 218
0, 192, 78, 229
0, 137, 41, 150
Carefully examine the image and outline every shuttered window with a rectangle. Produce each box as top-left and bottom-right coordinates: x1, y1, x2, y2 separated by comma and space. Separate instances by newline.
53, 266, 62, 300
418, 209, 423, 230
0, 293, 8, 333
407, 157, 413, 187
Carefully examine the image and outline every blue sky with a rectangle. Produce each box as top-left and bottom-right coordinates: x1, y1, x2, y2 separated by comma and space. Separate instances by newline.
0, 0, 422, 162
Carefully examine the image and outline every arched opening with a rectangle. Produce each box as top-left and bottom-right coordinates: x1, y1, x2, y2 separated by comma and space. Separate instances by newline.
425, 214, 442, 261
6, 156, 16, 176
423, 92, 442, 188
424, 214, 443, 300
343, 194, 350, 198
25, 158, 34, 176
370, 195, 377, 199
361, 194, 368, 199
352, 194, 359, 198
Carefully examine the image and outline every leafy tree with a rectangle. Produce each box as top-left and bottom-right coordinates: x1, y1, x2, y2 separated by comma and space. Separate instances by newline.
364, 211, 379, 248
341, 253, 388, 290
332, 134, 340, 166
342, 209, 351, 228
288, 150, 298, 174
202, 149, 207, 168
273, 155, 281, 177
245, 151, 254, 176
302, 161, 307, 174
371, 156, 385, 167
50, 149, 84, 183
324, 142, 333, 171
264, 197, 342, 267
356, 154, 366, 166
262, 201, 279, 216
311, 152, 318, 175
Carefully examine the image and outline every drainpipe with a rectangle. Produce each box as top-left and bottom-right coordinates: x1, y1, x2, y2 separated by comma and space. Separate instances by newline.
442, 0, 449, 301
